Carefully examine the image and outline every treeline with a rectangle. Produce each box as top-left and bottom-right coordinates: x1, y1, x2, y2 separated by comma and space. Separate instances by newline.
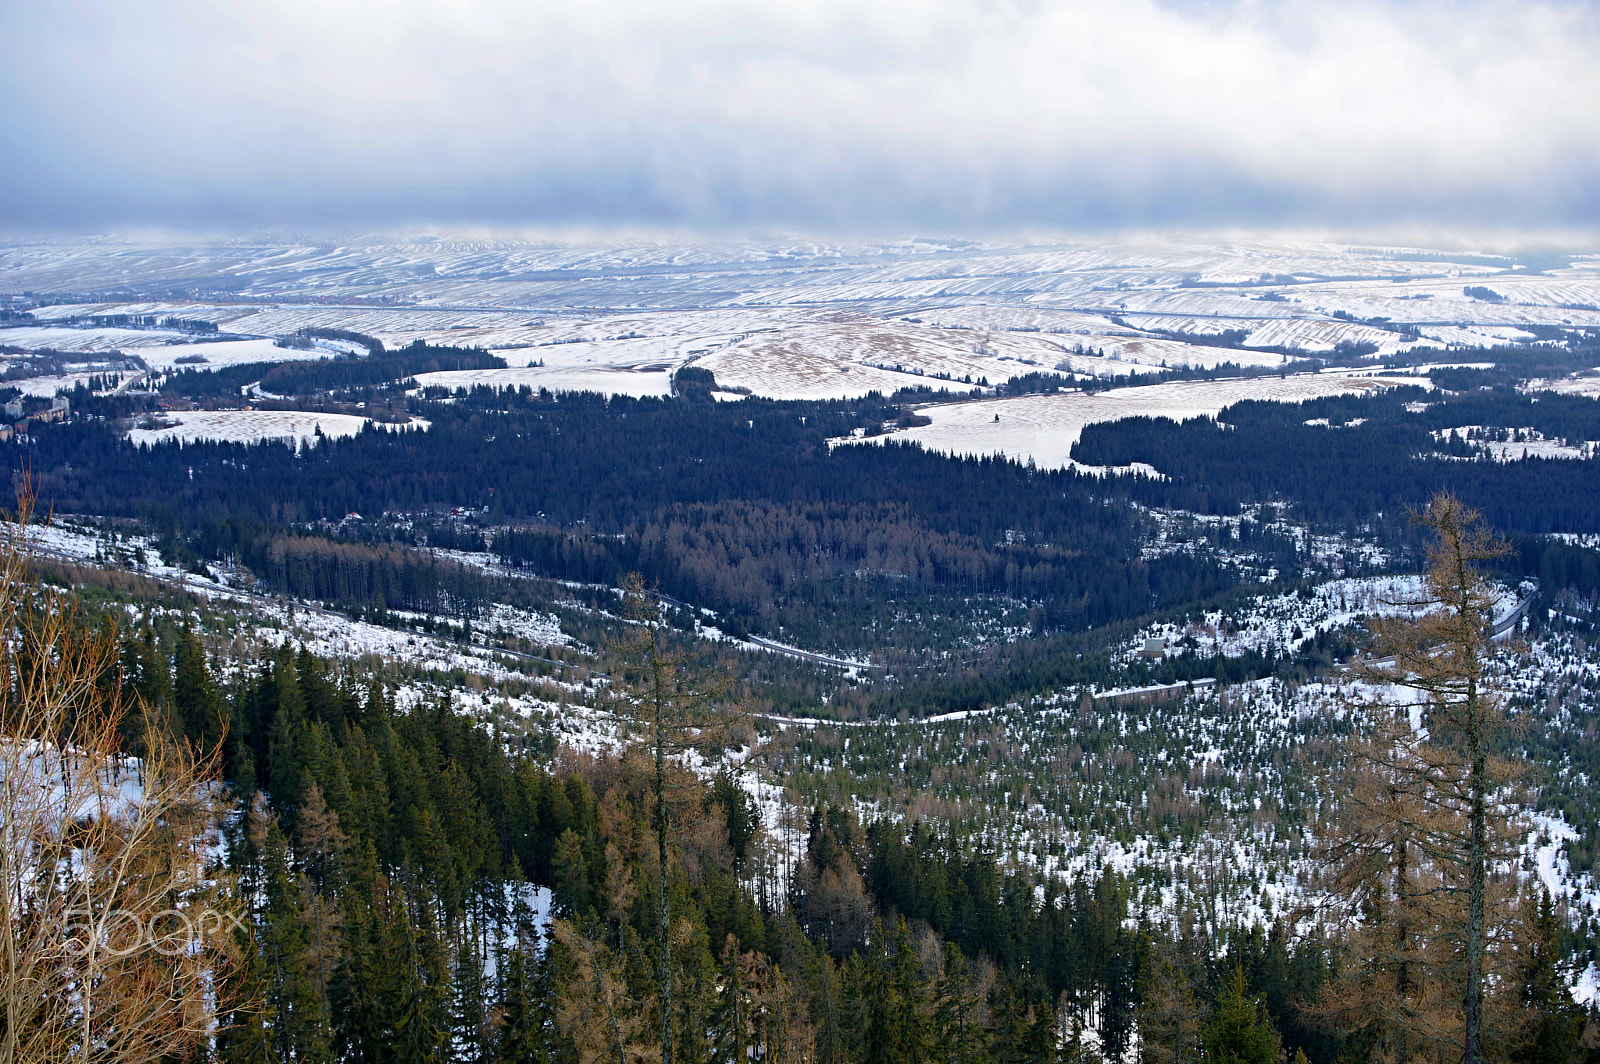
68, 312, 220, 332
21, 387, 1248, 643
161, 341, 505, 399
229, 533, 496, 618
153, 519, 497, 618
1071, 388, 1600, 533
296, 326, 386, 354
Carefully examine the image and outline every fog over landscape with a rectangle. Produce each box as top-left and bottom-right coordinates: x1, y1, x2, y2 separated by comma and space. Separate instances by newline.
5, 0, 1600, 230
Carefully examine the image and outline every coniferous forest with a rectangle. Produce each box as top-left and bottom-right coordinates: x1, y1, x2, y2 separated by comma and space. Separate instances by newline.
11, 333, 1600, 1062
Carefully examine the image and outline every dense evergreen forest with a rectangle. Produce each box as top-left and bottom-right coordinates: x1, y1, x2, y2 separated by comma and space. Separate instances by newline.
1070, 387, 1600, 532
25, 354, 1600, 673
20, 387, 1249, 647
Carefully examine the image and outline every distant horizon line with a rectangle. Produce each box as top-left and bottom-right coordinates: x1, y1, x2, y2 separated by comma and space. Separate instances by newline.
2, 226, 1598, 256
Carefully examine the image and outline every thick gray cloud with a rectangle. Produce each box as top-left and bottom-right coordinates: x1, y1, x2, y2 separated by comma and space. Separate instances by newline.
3, 0, 1599, 230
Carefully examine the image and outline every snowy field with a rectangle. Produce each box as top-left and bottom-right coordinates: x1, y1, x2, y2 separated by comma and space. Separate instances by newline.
1430, 426, 1595, 462
0, 328, 371, 369
125, 410, 428, 448
839, 372, 1392, 471
413, 365, 674, 398
0, 325, 189, 351
1528, 375, 1600, 399
137, 338, 354, 372
9, 237, 1600, 404
12, 374, 100, 397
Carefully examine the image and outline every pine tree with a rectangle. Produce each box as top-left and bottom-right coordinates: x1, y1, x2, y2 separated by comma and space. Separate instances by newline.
886, 918, 933, 1064
1321, 493, 1528, 1063
258, 822, 336, 1064
293, 779, 349, 892
331, 841, 389, 1064
172, 622, 225, 749
1512, 891, 1586, 1064
384, 877, 452, 1064
552, 920, 657, 1064
450, 943, 493, 1064
496, 940, 566, 1063
931, 942, 991, 1064
1201, 968, 1281, 1064
709, 935, 751, 1064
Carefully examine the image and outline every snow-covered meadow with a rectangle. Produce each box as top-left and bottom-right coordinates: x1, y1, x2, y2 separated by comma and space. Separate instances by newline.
9, 237, 1600, 405
125, 410, 429, 448
837, 371, 1392, 471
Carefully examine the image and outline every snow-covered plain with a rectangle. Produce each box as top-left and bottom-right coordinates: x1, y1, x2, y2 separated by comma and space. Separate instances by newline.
137, 338, 350, 372
838, 372, 1392, 471
414, 365, 674, 398
126, 410, 428, 448
0, 325, 189, 351
1528, 375, 1600, 399
7, 237, 1600, 402
12, 374, 101, 397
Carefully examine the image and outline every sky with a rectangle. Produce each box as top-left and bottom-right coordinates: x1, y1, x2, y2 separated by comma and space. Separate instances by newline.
3, 0, 1600, 234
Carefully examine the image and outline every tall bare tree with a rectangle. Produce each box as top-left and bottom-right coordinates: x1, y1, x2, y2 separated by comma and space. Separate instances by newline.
1318, 493, 1524, 1063
0, 488, 236, 1064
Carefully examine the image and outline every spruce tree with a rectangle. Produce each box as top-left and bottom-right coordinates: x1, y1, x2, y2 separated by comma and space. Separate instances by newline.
1512, 891, 1586, 1063
1201, 968, 1281, 1064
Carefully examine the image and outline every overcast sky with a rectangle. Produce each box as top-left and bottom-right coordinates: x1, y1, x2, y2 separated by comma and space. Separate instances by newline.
2, 0, 1598, 234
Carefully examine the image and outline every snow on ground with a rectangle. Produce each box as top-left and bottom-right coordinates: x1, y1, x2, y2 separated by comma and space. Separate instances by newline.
17, 240, 1600, 407
12, 374, 99, 397
29, 512, 585, 682
1054, 334, 1290, 372
1122, 313, 1415, 356
909, 305, 1138, 335
1135, 575, 1428, 661
0, 325, 189, 351
414, 365, 674, 398
1528, 813, 1600, 1003
1417, 324, 1542, 347
1429, 426, 1596, 462
1527, 375, 1600, 399
125, 410, 428, 448
694, 320, 1029, 399
137, 338, 349, 372
838, 372, 1391, 471
1131, 570, 1528, 664
695, 319, 1299, 400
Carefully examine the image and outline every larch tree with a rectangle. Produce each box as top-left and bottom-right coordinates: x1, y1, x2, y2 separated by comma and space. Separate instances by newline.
609, 573, 743, 1064
1137, 934, 1207, 1064
1319, 493, 1528, 1063
0, 487, 237, 1064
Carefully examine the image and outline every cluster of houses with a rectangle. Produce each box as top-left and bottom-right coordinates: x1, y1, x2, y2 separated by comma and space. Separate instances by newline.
1, 396, 69, 442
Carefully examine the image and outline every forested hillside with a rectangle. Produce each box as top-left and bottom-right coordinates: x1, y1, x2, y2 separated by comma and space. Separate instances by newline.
94, 608, 1586, 1063
9, 318, 1600, 1064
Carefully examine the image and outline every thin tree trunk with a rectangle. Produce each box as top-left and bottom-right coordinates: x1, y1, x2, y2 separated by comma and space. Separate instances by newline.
653, 641, 673, 1064
1465, 671, 1485, 1064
